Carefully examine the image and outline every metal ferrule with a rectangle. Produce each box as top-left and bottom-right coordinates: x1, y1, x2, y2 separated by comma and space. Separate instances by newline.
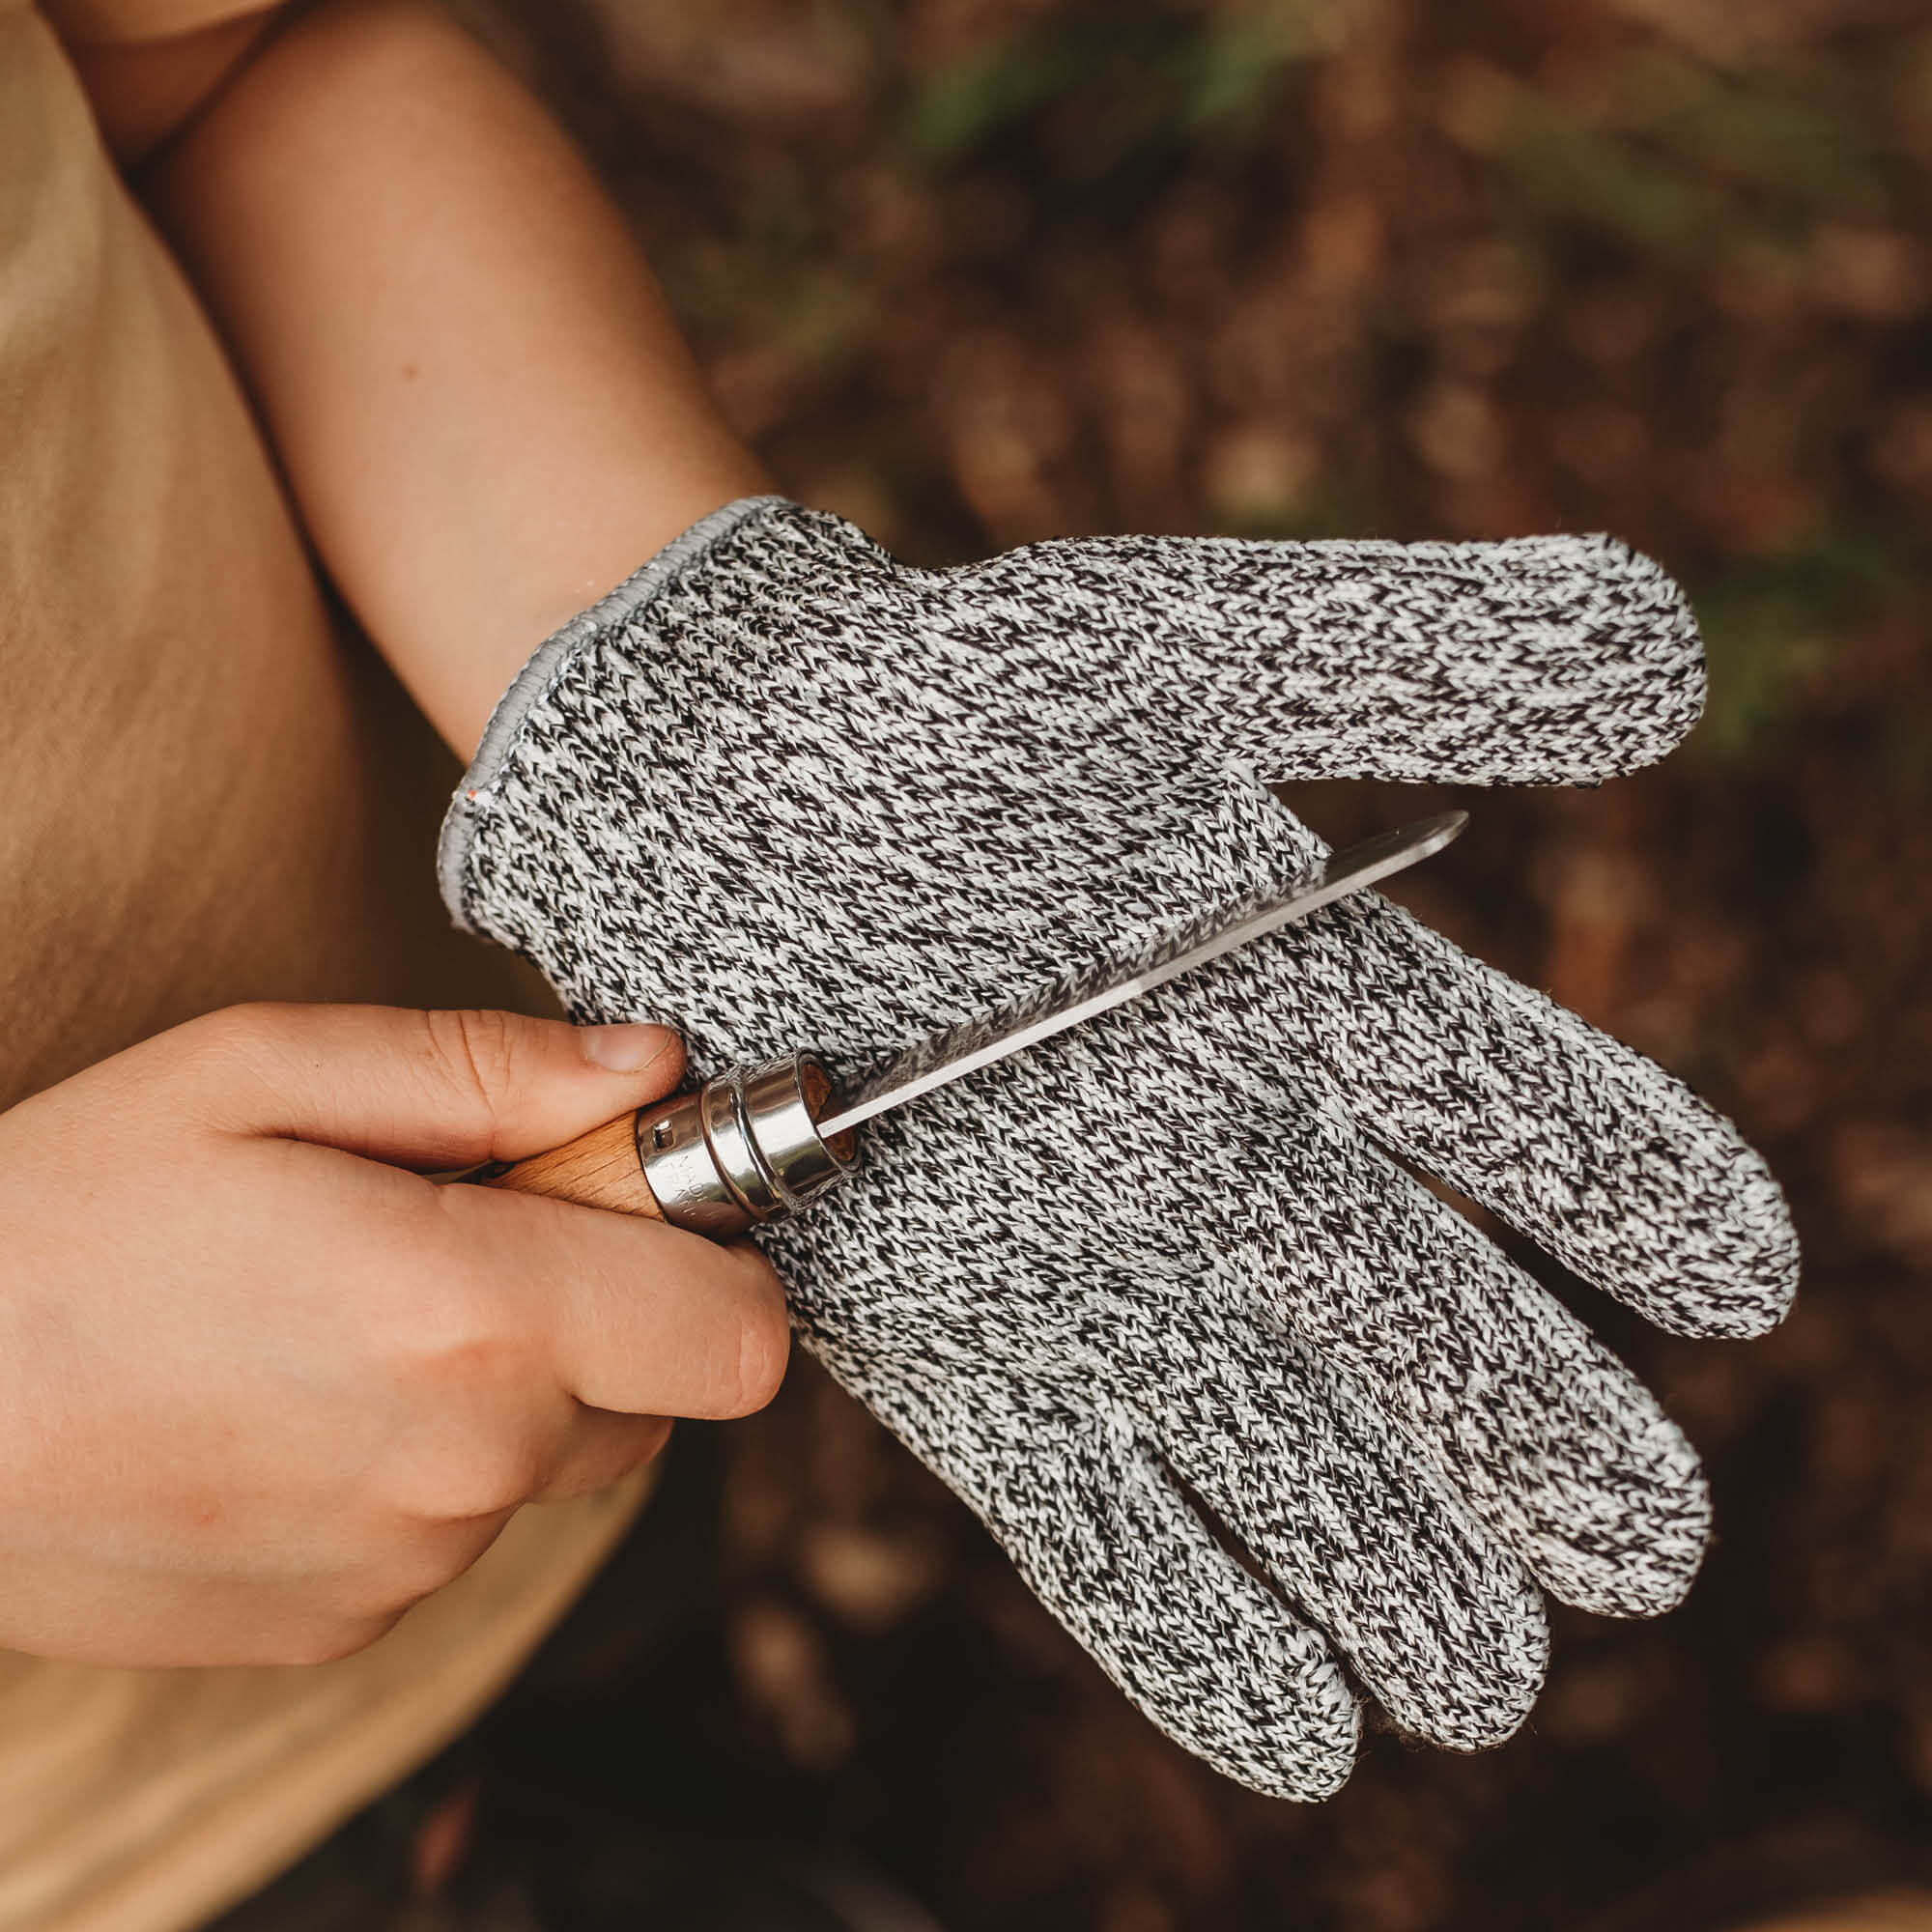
635, 1053, 858, 1237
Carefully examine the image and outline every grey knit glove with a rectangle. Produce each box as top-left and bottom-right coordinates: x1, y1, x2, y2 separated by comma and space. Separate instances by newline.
440, 496, 1797, 1800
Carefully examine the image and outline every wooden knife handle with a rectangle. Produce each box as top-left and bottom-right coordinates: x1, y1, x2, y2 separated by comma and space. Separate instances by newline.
479, 1112, 664, 1218
470, 1057, 855, 1236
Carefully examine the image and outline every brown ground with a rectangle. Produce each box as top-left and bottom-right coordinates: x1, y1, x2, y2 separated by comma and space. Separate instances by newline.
248, 2, 1932, 1925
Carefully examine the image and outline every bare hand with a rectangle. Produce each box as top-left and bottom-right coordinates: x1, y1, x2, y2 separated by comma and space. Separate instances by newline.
0, 1005, 786, 1665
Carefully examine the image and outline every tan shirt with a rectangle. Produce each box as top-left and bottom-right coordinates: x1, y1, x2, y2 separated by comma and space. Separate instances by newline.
0, 0, 513, 1100
0, 8, 647, 1925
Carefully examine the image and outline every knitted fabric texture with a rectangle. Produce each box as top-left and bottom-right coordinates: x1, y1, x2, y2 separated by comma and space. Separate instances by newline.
440, 497, 1798, 1800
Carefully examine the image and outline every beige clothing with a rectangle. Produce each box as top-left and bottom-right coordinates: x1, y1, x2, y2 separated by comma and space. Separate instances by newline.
0, 4, 648, 1925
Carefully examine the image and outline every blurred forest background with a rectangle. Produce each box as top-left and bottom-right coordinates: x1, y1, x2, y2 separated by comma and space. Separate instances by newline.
282, 0, 1932, 1926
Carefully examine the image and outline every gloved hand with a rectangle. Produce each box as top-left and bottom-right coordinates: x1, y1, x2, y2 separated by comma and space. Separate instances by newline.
439, 497, 1798, 1798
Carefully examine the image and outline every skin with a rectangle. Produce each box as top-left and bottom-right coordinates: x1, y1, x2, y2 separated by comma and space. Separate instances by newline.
142, 0, 775, 756
0, 1006, 787, 1665
0, 1, 789, 1663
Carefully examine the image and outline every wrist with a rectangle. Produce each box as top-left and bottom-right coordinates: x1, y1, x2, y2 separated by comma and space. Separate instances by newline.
435, 462, 773, 760
141, 0, 774, 760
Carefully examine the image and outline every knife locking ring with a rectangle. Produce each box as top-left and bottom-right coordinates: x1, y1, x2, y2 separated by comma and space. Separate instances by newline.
636, 1053, 859, 1237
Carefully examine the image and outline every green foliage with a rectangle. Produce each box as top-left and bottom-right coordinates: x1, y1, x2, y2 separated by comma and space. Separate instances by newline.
1481, 53, 1899, 264
898, 3, 1312, 182
1213, 478, 1390, 545
1503, 108, 1718, 257
663, 171, 876, 374
1690, 531, 1906, 755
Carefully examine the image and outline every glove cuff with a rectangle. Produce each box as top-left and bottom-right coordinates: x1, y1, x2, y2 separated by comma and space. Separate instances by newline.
438, 493, 794, 933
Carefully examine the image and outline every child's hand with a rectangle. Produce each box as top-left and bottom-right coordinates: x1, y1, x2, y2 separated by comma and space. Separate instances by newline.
0, 1005, 786, 1666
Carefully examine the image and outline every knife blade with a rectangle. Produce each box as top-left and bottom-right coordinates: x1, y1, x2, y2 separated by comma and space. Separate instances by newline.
817, 810, 1465, 1138
480, 810, 1466, 1236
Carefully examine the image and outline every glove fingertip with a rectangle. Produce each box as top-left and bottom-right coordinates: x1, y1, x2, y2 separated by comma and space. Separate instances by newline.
1227, 528, 1711, 788
1417, 1610, 1549, 1755
1558, 531, 1708, 776
1166, 1621, 1363, 1802
1528, 1449, 1713, 1621
1615, 1141, 1801, 1343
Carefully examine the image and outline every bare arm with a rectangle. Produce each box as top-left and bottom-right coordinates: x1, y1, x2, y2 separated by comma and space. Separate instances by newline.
106, 0, 770, 754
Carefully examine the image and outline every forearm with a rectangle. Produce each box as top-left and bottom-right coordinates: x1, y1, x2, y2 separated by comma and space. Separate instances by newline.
138, 0, 768, 755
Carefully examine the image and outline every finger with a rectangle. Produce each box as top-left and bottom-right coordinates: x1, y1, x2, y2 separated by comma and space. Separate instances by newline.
1236, 895, 1800, 1340
168, 1001, 687, 1170
1110, 1277, 1550, 1754
974, 527, 1705, 783
531, 1406, 672, 1502
771, 1137, 1534, 1765
912, 994, 1645, 1641
440, 1181, 789, 1418
1053, 949, 1729, 1614
1237, 1099, 1712, 1618
810, 1339, 1362, 1803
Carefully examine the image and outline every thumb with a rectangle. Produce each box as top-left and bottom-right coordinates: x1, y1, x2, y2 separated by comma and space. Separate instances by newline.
988, 529, 1706, 785
176, 1003, 687, 1171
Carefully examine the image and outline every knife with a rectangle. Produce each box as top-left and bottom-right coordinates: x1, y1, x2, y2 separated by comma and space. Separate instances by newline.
480, 810, 1466, 1236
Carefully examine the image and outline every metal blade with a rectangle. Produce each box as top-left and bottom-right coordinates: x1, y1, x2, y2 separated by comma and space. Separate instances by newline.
817, 810, 1466, 1137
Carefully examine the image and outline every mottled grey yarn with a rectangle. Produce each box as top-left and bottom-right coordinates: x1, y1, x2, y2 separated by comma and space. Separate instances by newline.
440, 497, 1798, 1800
